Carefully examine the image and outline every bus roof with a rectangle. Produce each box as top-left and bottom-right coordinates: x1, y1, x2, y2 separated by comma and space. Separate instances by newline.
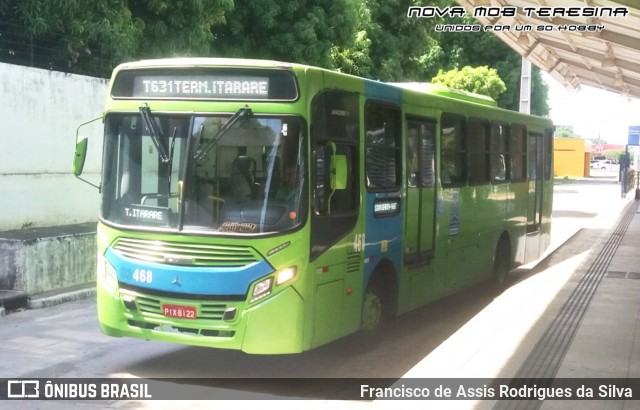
113, 57, 297, 71
389, 82, 497, 107
113, 60, 496, 109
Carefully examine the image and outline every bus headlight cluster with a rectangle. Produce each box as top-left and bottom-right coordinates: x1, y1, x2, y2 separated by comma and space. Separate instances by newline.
250, 266, 297, 304
97, 252, 118, 294
250, 278, 273, 303
276, 266, 297, 285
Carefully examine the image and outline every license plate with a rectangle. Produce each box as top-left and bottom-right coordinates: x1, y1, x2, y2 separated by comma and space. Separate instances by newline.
162, 304, 197, 319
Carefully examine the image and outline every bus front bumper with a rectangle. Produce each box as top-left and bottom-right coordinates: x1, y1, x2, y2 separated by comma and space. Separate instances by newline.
97, 282, 305, 354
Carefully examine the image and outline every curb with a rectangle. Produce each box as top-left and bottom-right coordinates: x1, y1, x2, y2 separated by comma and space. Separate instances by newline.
28, 284, 96, 310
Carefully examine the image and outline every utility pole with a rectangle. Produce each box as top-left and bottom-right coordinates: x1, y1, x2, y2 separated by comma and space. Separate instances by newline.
519, 58, 531, 114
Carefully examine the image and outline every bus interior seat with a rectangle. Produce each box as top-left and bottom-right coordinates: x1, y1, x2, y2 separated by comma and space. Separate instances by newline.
232, 156, 256, 184
228, 156, 256, 198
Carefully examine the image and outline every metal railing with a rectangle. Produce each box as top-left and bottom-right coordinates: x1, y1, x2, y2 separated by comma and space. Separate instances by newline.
622, 169, 639, 198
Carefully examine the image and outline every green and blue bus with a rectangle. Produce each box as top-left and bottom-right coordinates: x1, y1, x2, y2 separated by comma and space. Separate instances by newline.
73, 58, 553, 354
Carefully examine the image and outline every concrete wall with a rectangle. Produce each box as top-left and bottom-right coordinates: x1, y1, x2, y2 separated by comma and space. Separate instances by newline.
0, 224, 96, 295
0, 63, 107, 231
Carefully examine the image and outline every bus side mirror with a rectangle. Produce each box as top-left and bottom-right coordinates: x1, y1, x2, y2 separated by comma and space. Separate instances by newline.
72, 137, 88, 177
331, 154, 347, 190
72, 115, 103, 190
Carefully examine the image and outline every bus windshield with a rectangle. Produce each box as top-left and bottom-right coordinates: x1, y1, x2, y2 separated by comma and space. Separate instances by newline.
101, 112, 306, 235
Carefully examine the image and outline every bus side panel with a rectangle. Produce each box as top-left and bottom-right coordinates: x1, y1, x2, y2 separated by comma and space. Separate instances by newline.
362, 81, 403, 297
306, 70, 366, 349
242, 287, 304, 354
474, 182, 509, 281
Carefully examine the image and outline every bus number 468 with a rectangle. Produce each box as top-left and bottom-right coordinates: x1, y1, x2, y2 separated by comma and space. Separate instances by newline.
132, 269, 153, 283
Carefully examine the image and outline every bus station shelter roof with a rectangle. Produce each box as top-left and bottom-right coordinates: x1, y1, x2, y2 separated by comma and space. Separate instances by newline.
455, 0, 640, 99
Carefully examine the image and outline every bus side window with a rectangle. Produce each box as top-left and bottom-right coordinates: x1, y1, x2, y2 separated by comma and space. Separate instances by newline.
510, 124, 526, 181
440, 115, 466, 187
491, 122, 509, 183
365, 102, 401, 191
311, 90, 359, 216
313, 143, 357, 215
468, 119, 490, 185
407, 119, 436, 188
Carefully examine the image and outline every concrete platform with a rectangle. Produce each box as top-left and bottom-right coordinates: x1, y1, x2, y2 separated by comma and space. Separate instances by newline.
397, 187, 640, 408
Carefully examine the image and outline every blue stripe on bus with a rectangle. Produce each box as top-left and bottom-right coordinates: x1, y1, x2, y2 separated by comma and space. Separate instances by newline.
105, 247, 273, 296
364, 80, 403, 104
362, 81, 403, 287
362, 193, 403, 287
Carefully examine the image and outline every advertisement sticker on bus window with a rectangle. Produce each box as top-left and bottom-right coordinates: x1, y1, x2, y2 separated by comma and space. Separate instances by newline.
121, 204, 170, 226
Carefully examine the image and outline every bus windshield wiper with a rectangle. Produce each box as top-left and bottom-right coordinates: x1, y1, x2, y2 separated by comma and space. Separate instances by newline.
194, 107, 253, 161
167, 126, 177, 192
139, 104, 170, 163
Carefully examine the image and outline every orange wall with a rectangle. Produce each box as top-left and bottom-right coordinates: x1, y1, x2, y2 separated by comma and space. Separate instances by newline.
554, 138, 589, 178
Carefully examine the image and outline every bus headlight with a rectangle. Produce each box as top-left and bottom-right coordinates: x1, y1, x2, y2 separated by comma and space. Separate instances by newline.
250, 277, 273, 303
97, 252, 118, 294
276, 266, 297, 285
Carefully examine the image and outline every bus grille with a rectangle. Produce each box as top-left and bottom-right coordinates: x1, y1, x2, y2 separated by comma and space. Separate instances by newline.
112, 237, 260, 267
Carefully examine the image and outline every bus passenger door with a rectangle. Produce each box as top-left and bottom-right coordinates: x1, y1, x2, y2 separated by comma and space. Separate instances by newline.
525, 132, 544, 261
404, 118, 437, 305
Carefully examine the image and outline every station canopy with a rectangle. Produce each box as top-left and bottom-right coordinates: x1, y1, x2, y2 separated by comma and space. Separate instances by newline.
455, 0, 640, 98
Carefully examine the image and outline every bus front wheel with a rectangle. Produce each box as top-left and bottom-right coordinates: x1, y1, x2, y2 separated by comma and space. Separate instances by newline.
361, 269, 396, 332
361, 289, 383, 331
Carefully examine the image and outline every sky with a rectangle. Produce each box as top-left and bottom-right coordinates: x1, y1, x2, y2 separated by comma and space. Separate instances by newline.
543, 71, 640, 145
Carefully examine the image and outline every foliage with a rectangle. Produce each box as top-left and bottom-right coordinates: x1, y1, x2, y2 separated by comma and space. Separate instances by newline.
0, 0, 231, 77
211, 0, 359, 69
555, 126, 579, 138
431, 66, 506, 101
426, 7, 550, 116
331, 0, 448, 81
0, 0, 143, 76
129, 0, 233, 59
0, 0, 550, 116
604, 150, 624, 160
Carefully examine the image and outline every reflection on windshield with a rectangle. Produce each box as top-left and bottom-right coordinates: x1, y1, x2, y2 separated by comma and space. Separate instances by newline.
101, 113, 306, 234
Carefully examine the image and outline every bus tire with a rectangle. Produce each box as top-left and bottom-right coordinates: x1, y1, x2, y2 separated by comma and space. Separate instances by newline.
361, 288, 383, 332
361, 267, 396, 332
493, 235, 511, 285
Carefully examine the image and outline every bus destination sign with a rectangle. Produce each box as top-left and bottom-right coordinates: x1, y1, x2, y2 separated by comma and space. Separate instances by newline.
112, 68, 299, 101
134, 75, 270, 99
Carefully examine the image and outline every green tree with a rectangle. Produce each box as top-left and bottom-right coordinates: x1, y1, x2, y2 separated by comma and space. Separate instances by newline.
555, 126, 579, 138
0, 0, 143, 76
332, 0, 448, 81
129, 0, 232, 59
211, 0, 359, 68
431, 66, 506, 101
0, 0, 232, 77
425, 7, 550, 116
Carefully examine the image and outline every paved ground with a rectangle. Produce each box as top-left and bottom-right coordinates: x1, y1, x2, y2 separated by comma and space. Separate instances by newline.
1, 174, 638, 409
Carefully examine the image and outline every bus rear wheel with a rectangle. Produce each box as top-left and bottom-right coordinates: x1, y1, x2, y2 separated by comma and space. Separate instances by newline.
493, 236, 511, 285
